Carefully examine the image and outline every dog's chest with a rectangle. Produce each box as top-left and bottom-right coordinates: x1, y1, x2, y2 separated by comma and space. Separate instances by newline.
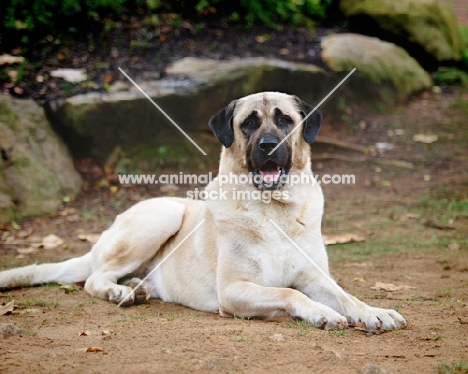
234, 227, 320, 288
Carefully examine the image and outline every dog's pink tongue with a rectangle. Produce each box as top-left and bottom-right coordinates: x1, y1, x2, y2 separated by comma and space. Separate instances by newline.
260, 168, 281, 183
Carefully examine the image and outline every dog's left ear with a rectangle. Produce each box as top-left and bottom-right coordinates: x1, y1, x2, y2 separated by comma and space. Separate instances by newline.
209, 100, 237, 148
293, 96, 322, 144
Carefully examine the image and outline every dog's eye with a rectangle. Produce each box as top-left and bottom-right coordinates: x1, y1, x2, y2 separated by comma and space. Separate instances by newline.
277, 114, 293, 130
241, 116, 260, 133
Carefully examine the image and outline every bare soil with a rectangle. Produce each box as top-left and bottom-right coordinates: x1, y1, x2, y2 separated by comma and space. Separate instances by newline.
0, 85, 467, 373
1, 0, 468, 370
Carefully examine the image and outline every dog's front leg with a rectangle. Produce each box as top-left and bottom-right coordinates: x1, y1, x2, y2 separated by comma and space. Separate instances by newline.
299, 278, 407, 330
218, 281, 347, 330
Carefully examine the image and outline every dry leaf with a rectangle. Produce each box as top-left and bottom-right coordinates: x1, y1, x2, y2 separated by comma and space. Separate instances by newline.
399, 213, 420, 222
353, 277, 366, 283
371, 282, 416, 292
16, 247, 38, 255
50, 68, 87, 83
79, 331, 92, 336
86, 347, 103, 352
59, 208, 77, 216
413, 134, 438, 144
16, 229, 32, 239
0, 54, 25, 65
0, 301, 14, 315
77, 234, 101, 244
13, 86, 23, 95
424, 220, 455, 231
42, 234, 64, 250
323, 233, 365, 245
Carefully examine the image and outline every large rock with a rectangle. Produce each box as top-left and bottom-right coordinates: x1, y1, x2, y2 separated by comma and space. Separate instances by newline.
321, 34, 432, 102
340, 0, 464, 69
45, 57, 430, 172
44, 58, 334, 170
0, 95, 82, 222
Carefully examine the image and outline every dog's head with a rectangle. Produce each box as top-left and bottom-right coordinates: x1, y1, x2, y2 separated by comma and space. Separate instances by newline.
209, 92, 322, 190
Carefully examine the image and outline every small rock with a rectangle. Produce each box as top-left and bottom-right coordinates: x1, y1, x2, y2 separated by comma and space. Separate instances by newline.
42, 234, 65, 250
269, 333, 285, 342
50, 68, 87, 83
0, 323, 23, 338
360, 363, 393, 374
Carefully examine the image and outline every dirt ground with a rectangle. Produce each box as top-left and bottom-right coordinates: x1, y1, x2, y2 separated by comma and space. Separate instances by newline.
0, 82, 467, 374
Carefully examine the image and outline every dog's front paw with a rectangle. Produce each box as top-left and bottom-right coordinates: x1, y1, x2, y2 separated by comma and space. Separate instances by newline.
304, 308, 348, 330
108, 285, 135, 307
127, 278, 150, 305
349, 306, 406, 330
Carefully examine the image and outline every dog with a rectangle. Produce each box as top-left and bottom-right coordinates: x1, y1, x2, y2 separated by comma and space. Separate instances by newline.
0, 92, 406, 330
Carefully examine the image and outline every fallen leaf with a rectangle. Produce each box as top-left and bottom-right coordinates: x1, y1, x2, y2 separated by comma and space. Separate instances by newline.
16, 247, 38, 255
424, 220, 455, 230
86, 347, 103, 352
269, 333, 285, 342
50, 68, 87, 83
447, 243, 460, 251
42, 234, 64, 250
59, 207, 77, 216
12, 308, 42, 315
323, 233, 365, 245
103, 74, 114, 83
77, 234, 101, 244
413, 134, 438, 144
13, 86, 23, 95
353, 277, 366, 283
0, 54, 25, 65
0, 301, 14, 315
78, 331, 92, 336
371, 282, 416, 292
399, 213, 420, 222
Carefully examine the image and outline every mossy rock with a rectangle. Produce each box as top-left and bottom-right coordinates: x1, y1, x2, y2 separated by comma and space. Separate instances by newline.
321, 33, 432, 102
0, 96, 82, 222
340, 0, 464, 69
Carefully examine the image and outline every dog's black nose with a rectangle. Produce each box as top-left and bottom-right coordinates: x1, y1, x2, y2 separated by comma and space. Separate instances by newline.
259, 136, 279, 152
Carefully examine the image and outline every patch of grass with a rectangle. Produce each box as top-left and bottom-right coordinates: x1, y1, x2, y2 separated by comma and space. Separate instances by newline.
129, 312, 146, 321
80, 209, 95, 220
435, 288, 453, 298
3, 293, 13, 303
438, 361, 468, 374
113, 316, 128, 324
234, 330, 247, 342
286, 320, 314, 329
22, 328, 37, 336
17, 297, 58, 309
166, 313, 182, 320
233, 314, 251, 321
329, 329, 348, 337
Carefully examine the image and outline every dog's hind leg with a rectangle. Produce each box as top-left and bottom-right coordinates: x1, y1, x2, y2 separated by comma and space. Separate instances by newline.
0, 252, 93, 289
84, 198, 186, 306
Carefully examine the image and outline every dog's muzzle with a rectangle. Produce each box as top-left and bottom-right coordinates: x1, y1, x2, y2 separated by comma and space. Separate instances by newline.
249, 135, 291, 191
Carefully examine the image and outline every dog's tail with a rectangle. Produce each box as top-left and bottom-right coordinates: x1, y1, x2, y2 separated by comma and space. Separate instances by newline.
0, 252, 93, 289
